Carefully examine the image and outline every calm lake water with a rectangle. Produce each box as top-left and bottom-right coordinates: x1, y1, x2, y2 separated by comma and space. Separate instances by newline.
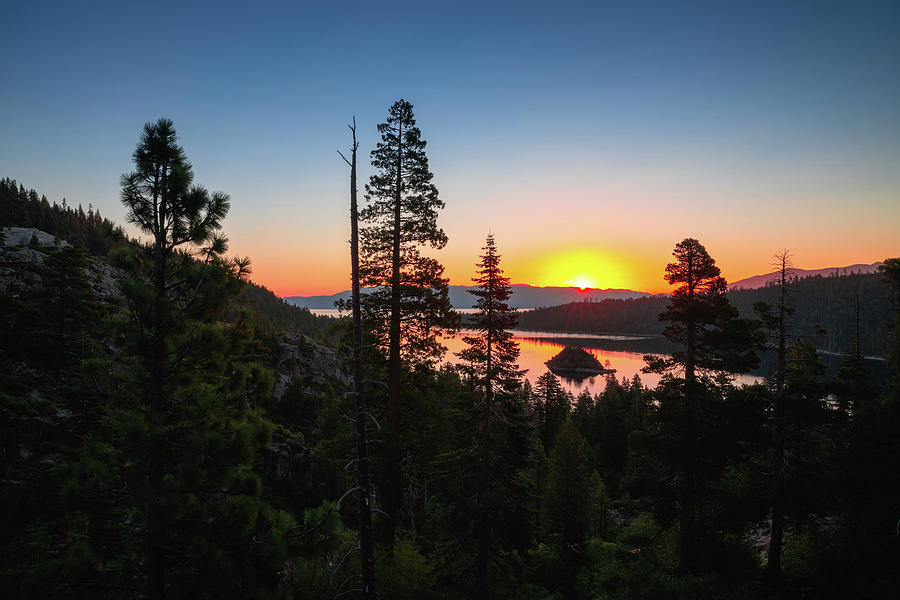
309, 308, 764, 396
309, 309, 753, 396
308, 309, 885, 397
445, 329, 673, 396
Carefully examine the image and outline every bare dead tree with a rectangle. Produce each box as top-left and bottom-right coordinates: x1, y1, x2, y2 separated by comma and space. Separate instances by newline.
767, 249, 793, 583
339, 117, 377, 599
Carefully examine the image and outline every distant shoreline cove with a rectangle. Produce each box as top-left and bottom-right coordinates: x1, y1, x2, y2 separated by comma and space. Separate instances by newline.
306, 309, 887, 363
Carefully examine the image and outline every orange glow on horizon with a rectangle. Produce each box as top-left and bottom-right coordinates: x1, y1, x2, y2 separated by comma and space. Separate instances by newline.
497, 247, 657, 292
256, 238, 894, 299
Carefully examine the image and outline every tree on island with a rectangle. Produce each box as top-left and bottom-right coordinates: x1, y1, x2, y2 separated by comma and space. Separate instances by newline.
643, 237, 760, 574
360, 99, 454, 542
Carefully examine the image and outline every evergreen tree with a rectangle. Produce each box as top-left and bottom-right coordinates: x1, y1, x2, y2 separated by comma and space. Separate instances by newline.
832, 257, 900, 596
540, 416, 594, 598
644, 238, 760, 574
440, 235, 533, 600
532, 371, 571, 451
360, 98, 453, 429
118, 118, 285, 599
35, 243, 102, 372
338, 116, 377, 599
754, 250, 795, 582
360, 99, 454, 544
456, 234, 524, 399
879, 258, 900, 399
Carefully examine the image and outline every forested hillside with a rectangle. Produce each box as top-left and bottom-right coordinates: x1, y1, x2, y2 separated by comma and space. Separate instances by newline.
2, 112, 898, 600
518, 272, 893, 357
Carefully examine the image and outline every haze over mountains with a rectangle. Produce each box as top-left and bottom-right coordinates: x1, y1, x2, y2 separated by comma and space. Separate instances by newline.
726, 262, 883, 290
285, 262, 885, 309
284, 284, 652, 310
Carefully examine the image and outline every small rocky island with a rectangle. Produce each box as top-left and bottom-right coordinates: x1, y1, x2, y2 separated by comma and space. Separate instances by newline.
545, 345, 616, 380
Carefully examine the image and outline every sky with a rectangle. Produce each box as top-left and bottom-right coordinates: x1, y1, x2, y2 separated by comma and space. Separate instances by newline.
2, 0, 898, 296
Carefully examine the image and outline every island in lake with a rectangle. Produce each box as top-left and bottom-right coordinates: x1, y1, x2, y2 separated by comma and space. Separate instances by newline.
545, 345, 616, 380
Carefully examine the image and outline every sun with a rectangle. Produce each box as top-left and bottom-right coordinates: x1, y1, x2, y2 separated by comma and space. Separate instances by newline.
565, 276, 597, 290
513, 247, 633, 290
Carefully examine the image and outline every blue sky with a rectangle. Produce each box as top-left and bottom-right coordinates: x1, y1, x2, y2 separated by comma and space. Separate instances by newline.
2, 0, 898, 294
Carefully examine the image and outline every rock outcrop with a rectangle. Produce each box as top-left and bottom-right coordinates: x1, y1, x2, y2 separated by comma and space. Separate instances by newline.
273, 332, 347, 401
0, 226, 125, 299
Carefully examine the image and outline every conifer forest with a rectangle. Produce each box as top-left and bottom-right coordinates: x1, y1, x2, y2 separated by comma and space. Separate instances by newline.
2, 101, 899, 600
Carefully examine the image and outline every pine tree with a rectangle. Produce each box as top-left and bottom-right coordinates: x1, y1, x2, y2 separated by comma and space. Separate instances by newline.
440, 235, 532, 600
644, 238, 760, 574
754, 250, 795, 582
540, 416, 594, 598
360, 99, 454, 544
118, 118, 285, 598
338, 116, 377, 599
35, 243, 102, 372
532, 371, 571, 451
360, 98, 453, 430
456, 234, 524, 399
881, 258, 900, 400
835, 257, 900, 594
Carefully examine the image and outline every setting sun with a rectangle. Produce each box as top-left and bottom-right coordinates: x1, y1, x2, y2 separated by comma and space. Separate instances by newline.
565, 276, 597, 290
520, 248, 629, 290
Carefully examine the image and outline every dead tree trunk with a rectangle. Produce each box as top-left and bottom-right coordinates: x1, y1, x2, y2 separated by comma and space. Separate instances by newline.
340, 117, 377, 599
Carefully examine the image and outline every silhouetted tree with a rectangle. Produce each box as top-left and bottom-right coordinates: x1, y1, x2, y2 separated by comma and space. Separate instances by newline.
540, 416, 594, 598
456, 234, 524, 401
35, 243, 102, 372
532, 371, 571, 451
644, 238, 760, 574
360, 98, 453, 427
338, 116, 377, 599
119, 118, 279, 599
450, 234, 531, 600
754, 250, 794, 582
360, 99, 454, 543
882, 258, 900, 399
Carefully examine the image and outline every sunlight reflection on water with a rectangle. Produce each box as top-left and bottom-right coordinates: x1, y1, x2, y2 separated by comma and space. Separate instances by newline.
443, 330, 666, 397
308, 309, 759, 397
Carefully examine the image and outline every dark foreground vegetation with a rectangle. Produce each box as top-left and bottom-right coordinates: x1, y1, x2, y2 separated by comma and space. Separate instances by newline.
2, 106, 899, 599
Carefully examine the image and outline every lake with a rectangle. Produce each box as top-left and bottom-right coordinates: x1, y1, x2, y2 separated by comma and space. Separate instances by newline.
309, 308, 761, 397
444, 329, 674, 396
309, 307, 492, 317
308, 309, 887, 397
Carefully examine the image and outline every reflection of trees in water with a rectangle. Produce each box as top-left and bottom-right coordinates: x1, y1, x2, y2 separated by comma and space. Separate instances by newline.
456, 331, 669, 397
557, 374, 596, 388
445, 329, 677, 396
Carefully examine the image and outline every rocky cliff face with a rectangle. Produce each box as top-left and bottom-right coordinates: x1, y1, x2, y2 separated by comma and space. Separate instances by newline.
0, 226, 124, 299
0, 227, 62, 294
274, 332, 347, 400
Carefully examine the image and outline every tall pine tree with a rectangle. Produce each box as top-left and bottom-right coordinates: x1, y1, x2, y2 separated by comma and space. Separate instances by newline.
119, 118, 286, 599
644, 238, 760, 574
441, 235, 532, 600
360, 99, 454, 543
360, 99, 453, 426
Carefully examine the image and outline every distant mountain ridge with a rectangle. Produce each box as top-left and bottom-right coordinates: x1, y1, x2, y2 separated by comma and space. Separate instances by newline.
286, 262, 886, 308
727, 262, 884, 290
284, 284, 651, 309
